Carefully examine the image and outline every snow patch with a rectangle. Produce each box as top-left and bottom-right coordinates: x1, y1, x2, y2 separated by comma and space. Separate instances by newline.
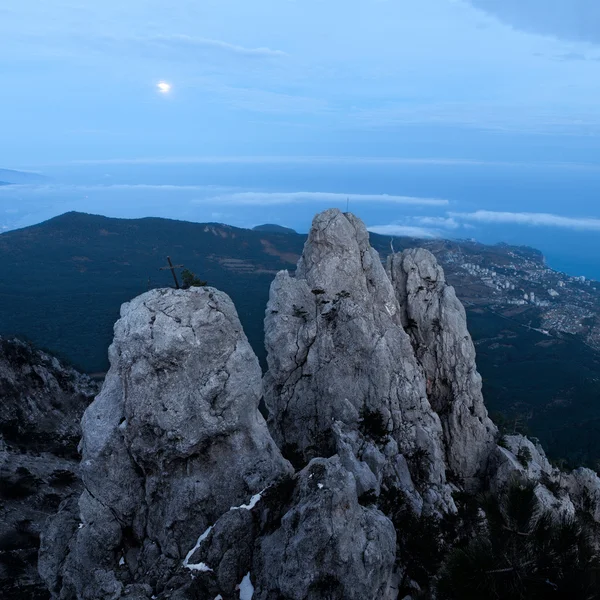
237, 572, 254, 600
230, 490, 264, 512
118, 556, 125, 566
183, 525, 213, 571
317, 483, 324, 489
187, 562, 213, 572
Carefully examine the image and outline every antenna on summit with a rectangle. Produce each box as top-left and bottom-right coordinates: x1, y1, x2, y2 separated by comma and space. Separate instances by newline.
346, 197, 349, 213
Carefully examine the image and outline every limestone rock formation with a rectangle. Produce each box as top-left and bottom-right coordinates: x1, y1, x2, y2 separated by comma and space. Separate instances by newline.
487, 434, 576, 518
253, 456, 397, 600
263, 209, 454, 514
37, 209, 600, 600
0, 337, 97, 599
39, 287, 292, 599
387, 249, 497, 487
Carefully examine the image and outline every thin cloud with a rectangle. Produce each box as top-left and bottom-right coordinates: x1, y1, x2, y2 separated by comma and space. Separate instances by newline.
197, 191, 449, 207
0, 183, 235, 196
414, 216, 461, 229
64, 156, 600, 172
451, 210, 600, 231
367, 225, 440, 239
137, 34, 287, 58
0, 184, 448, 207
555, 52, 588, 61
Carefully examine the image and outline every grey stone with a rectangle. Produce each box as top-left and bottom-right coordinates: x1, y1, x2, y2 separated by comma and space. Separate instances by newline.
0, 337, 98, 598
487, 435, 575, 519
253, 456, 397, 600
387, 249, 497, 488
263, 209, 454, 513
41, 287, 291, 599
567, 468, 600, 523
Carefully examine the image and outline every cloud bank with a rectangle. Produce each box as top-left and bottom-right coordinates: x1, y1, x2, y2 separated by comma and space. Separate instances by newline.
451, 210, 600, 231
197, 191, 449, 207
367, 225, 441, 239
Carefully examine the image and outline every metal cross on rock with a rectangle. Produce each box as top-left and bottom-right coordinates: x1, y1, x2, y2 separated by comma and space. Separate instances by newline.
160, 256, 184, 289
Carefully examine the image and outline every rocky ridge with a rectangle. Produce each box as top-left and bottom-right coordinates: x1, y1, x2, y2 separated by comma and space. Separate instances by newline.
39, 209, 600, 600
0, 337, 98, 599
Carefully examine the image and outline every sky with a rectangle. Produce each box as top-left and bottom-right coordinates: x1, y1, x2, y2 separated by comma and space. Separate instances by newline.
3, 0, 600, 162
0, 0, 599, 277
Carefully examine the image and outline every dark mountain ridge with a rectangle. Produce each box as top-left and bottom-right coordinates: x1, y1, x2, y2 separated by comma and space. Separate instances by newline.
1, 211, 599, 465
252, 223, 297, 234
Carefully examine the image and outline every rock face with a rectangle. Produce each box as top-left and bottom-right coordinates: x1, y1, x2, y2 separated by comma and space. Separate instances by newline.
253, 456, 397, 600
387, 249, 497, 487
0, 337, 97, 599
0, 337, 97, 457
40, 288, 292, 599
263, 209, 454, 514
38, 209, 600, 600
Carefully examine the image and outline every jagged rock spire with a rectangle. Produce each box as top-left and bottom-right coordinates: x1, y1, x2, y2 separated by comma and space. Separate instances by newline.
387, 249, 497, 488
263, 209, 454, 513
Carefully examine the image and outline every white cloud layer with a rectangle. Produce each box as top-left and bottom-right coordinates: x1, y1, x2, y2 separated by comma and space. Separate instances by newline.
367, 225, 440, 239
137, 34, 286, 58
413, 216, 462, 229
451, 210, 600, 231
197, 191, 449, 207
64, 156, 600, 172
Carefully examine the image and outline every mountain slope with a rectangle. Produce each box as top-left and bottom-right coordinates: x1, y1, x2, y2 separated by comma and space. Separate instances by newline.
0, 211, 599, 464
0, 337, 97, 599
0, 169, 49, 184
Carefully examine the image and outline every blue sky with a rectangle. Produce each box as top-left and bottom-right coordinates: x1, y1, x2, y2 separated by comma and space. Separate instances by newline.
3, 0, 600, 164
1, 0, 599, 278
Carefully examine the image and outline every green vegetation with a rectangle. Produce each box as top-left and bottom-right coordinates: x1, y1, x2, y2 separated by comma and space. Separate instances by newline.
373, 480, 600, 599
517, 446, 533, 468
465, 309, 600, 467
180, 269, 206, 289
437, 482, 600, 599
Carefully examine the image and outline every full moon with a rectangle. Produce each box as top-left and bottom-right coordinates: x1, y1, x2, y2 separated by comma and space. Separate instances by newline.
157, 81, 172, 94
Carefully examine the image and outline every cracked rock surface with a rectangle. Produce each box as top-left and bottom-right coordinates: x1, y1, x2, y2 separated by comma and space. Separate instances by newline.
253, 456, 397, 600
387, 249, 497, 488
0, 337, 97, 599
39, 287, 291, 599
263, 208, 454, 513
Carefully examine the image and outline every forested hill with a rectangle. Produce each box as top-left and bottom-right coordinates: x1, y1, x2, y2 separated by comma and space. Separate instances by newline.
1, 211, 599, 465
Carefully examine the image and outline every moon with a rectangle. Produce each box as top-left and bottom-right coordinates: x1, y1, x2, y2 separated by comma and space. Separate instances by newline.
157, 81, 172, 94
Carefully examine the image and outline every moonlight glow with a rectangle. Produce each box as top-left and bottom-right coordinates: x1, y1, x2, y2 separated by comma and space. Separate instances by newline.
157, 82, 172, 94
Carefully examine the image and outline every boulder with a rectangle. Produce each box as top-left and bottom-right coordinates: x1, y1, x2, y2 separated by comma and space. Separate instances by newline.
253, 456, 397, 600
40, 287, 291, 599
